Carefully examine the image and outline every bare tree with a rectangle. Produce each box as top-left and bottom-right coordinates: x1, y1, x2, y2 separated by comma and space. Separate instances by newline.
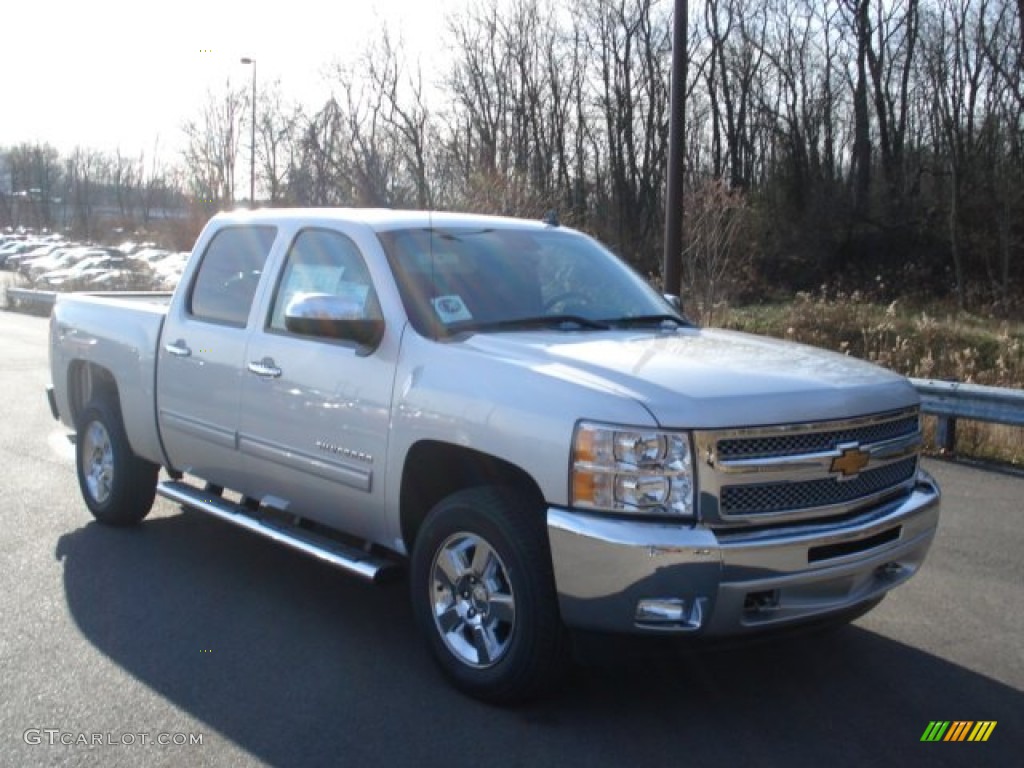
841, 0, 875, 218
865, 0, 921, 217
921, 0, 989, 310
5, 143, 62, 229
337, 62, 400, 206
250, 82, 301, 204
182, 81, 247, 210
447, 2, 509, 181
704, 0, 766, 189
364, 30, 435, 208
290, 97, 350, 206
110, 149, 138, 221
683, 177, 751, 323
581, 0, 671, 266
0, 150, 10, 226
64, 147, 110, 239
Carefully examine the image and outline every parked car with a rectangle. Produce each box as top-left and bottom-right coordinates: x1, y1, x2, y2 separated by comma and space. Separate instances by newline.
0, 240, 34, 269
23, 247, 83, 280
130, 247, 171, 264
16, 242, 68, 275
152, 251, 189, 288
5, 239, 64, 270
84, 262, 154, 290
40, 254, 129, 286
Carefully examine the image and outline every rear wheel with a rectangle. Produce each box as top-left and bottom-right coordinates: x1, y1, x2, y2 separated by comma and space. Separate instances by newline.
410, 486, 566, 704
75, 398, 158, 526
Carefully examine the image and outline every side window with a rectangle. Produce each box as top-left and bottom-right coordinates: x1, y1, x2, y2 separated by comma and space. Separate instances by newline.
189, 226, 277, 326
269, 229, 381, 333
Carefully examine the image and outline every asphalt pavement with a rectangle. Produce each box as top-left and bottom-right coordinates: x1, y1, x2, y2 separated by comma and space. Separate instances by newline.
0, 307, 1020, 768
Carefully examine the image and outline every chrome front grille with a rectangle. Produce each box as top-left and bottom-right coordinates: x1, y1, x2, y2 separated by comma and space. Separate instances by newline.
695, 408, 922, 527
716, 414, 920, 460
720, 457, 918, 516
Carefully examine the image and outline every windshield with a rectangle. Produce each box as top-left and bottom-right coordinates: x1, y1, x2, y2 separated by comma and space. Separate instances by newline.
377, 225, 682, 338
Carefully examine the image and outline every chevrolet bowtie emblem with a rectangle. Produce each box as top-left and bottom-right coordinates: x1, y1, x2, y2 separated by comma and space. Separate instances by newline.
831, 446, 871, 477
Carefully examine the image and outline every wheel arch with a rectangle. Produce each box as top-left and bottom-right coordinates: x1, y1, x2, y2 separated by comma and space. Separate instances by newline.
67, 360, 122, 426
399, 441, 546, 554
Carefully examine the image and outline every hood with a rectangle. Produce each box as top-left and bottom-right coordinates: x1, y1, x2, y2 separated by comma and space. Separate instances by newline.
460, 327, 918, 428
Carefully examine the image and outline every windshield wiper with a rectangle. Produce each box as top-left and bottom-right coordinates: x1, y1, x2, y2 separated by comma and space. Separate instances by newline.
447, 315, 611, 335
604, 314, 692, 329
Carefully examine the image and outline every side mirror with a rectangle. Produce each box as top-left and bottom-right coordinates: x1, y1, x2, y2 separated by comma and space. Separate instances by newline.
663, 293, 682, 309
284, 293, 384, 353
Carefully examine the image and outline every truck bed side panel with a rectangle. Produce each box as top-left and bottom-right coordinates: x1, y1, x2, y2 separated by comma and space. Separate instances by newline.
50, 294, 169, 466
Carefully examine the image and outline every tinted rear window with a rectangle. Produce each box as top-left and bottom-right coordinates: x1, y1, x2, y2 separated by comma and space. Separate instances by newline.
189, 226, 277, 326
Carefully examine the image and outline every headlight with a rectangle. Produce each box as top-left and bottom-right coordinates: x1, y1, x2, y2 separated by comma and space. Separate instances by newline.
571, 422, 695, 518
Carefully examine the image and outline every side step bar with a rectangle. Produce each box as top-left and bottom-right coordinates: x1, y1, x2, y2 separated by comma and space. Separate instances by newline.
157, 480, 399, 584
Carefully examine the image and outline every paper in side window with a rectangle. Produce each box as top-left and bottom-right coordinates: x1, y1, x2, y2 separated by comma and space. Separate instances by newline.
335, 281, 370, 308
292, 264, 343, 294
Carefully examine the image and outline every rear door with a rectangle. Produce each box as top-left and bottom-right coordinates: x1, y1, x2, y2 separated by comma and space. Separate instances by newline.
157, 224, 277, 490
236, 226, 398, 544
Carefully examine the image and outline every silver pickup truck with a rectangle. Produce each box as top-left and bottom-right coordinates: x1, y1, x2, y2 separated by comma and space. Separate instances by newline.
48, 208, 940, 702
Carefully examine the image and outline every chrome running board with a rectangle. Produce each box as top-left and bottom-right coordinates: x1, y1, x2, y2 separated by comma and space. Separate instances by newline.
157, 480, 399, 584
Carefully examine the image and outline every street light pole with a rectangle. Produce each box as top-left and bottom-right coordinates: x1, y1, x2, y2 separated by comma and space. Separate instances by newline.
240, 57, 256, 208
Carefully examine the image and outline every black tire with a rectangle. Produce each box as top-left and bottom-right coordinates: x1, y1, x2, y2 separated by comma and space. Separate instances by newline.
75, 397, 158, 526
410, 486, 567, 704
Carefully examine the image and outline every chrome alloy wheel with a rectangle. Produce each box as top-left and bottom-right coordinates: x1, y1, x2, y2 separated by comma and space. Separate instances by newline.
430, 532, 517, 668
81, 420, 115, 505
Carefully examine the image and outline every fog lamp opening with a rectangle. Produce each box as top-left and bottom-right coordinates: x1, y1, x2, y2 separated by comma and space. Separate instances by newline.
743, 589, 780, 614
636, 598, 687, 623
635, 597, 706, 631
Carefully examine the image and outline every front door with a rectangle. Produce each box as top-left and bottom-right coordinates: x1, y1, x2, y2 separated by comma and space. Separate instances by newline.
236, 226, 397, 544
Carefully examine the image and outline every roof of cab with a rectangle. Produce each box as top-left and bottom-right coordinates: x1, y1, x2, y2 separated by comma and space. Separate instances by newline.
208, 207, 562, 233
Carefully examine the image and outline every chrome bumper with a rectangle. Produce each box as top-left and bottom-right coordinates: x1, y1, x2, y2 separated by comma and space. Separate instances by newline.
547, 469, 941, 635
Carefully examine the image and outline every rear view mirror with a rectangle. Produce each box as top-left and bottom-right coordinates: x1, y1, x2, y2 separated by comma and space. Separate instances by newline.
284, 293, 384, 352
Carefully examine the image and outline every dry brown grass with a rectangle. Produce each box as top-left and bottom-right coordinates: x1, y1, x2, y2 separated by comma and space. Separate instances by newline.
714, 290, 1024, 466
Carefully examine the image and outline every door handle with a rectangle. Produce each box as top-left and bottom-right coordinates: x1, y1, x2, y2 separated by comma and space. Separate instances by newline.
164, 340, 191, 357
247, 358, 282, 379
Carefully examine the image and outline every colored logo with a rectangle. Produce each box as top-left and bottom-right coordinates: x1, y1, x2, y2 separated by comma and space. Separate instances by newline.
921, 721, 997, 742
830, 445, 871, 478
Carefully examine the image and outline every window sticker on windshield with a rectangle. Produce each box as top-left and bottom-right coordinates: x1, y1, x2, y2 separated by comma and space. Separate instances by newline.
432, 295, 473, 324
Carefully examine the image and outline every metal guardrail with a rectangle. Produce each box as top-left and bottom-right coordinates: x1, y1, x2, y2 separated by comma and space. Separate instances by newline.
5, 287, 57, 313
911, 378, 1024, 451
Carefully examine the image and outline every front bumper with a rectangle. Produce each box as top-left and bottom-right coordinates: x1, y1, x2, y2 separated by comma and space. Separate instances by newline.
547, 469, 940, 635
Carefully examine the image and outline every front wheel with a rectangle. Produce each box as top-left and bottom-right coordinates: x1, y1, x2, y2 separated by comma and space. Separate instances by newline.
410, 486, 567, 704
75, 397, 158, 526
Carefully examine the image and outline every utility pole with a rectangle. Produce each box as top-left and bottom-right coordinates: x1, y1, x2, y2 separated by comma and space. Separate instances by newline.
662, 0, 688, 300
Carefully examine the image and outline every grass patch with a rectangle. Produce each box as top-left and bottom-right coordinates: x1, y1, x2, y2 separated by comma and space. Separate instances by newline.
713, 291, 1024, 466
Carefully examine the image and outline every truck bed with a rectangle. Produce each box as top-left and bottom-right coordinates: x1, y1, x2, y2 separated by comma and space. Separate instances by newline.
49, 292, 171, 465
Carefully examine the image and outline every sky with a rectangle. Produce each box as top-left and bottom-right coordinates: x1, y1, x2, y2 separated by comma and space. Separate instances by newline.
0, 0, 465, 163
